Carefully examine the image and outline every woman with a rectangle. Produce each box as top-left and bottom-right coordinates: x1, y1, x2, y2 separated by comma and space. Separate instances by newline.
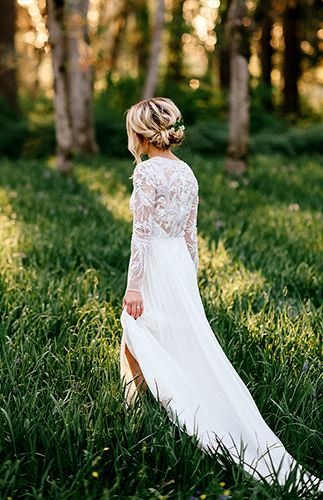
120, 97, 322, 490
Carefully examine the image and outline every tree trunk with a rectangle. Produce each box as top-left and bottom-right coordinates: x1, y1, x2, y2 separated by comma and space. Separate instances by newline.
260, 11, 273, 111
0, 0, 18, 112
219, 46, 230, 90
225, 0, 250, 176
143, 0, 164, 100
261, 13, 273, 88
68, 0, 97, 155
218, 4, 230, 91
109, 4, 129, 72
48, 0, 97, 174
135, 0, 150, 74
166, 0, 185, 83
282, 0, 300, 116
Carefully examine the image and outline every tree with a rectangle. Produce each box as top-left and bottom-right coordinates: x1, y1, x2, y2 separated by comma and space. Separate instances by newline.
166, 0, 185, 83
134, 0, 151, 75
217, 0, 231, 90
282, 0, 301, 115
0, 0, 18, 112
225, 0, 250, 175
143, 0, 165, 100
47, 0, 97, 174
254, 0, 274, 111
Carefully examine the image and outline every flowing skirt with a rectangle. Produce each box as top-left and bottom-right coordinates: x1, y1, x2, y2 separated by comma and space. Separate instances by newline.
121, 236, 320, 487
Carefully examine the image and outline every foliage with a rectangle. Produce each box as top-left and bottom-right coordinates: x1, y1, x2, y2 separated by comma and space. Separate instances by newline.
0, 96, 56, 160
187, 120, 323, 157
2, 82, 323, 160
0, 154, 323, 499
186, 120, 229, 156
94, 74, 144, 118
0, 98, 29, 159
94, 75, 228, 126
94, 105, 129, 158
158, 80, 228, 125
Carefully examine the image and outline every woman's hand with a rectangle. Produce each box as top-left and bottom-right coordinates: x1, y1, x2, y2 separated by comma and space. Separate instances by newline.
122, 290, 144, 319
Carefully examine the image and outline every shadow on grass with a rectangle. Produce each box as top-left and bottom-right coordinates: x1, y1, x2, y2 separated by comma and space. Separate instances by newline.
191, 154, 323, 306
0, 155, 323, 499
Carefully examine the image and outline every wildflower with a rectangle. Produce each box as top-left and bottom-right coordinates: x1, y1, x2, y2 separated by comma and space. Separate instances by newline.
302, 360, 309, 372
16, 358, 20, 364
219, 494, 232, 500
103, 447, 109, 451
200, 495, 206, 499
92, 471, 98, 478
219, 482, 225, 487
196, 492, 201, 497
20, 253, 26, 259
229, 181, 239, 189
288, 203, 299, 211
83, 208, 89, 215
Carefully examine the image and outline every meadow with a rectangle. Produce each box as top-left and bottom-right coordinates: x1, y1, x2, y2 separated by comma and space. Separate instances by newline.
0, 152, 323, 500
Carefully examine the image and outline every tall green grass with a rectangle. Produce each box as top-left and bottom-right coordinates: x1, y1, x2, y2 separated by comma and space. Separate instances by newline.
0, 154, 323, 499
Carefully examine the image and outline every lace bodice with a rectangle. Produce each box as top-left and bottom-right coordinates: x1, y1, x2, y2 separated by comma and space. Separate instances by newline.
127, 156, 199, 292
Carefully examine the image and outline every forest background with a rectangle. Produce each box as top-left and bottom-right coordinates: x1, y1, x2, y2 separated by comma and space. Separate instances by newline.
1, 0, 323, 499
1, 0, 323, 166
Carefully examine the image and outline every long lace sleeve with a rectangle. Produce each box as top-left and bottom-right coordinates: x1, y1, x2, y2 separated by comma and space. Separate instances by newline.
127, 164, 156, 292
184, 193, 199, 273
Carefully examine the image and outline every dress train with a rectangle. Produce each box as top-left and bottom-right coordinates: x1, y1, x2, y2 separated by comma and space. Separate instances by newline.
121, 236, 322, 490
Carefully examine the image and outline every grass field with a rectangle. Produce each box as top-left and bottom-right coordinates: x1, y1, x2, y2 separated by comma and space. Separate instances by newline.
0, 153, 323, 500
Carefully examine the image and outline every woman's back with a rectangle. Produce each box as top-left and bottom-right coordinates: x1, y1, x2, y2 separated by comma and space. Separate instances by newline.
130, 156, 198, 240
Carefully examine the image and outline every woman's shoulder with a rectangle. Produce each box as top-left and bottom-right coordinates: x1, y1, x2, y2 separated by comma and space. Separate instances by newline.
180, 161, 199, 189
132, 159, 158, 189
133, 158, 157, 177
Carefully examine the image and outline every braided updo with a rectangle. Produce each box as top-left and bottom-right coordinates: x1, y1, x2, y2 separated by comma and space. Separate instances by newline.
126, 98, 185, 163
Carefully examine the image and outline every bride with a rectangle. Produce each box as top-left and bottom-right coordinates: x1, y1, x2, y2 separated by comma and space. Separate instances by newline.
120, 97, 322, 490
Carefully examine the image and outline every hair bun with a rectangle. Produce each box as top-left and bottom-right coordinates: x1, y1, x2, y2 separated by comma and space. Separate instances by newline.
127, 98, 185, 163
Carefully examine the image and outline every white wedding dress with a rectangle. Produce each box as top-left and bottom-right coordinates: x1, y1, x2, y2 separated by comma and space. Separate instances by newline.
120, 156, 322, 489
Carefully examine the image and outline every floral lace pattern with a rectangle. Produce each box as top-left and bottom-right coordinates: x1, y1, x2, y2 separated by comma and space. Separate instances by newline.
127, 157, 199, 292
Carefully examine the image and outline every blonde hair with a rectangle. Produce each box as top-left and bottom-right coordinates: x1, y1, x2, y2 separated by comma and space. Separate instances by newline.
126, 98, 185, 163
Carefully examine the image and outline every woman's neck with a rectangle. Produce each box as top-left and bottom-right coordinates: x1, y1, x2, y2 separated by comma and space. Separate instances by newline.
146, 143, 179, 161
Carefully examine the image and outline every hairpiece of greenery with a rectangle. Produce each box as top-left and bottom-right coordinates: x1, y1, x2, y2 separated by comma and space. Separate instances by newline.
167, 119, 185, 131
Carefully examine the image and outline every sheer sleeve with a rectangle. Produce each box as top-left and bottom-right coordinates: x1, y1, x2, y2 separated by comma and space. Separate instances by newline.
184, 192, 199, 273
127, 164, 156, 292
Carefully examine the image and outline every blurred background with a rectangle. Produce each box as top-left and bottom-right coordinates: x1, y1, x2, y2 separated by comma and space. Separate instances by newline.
1, 0, 323, 163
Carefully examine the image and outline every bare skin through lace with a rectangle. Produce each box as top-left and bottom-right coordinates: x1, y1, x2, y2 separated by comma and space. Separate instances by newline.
127, 156, 199, 293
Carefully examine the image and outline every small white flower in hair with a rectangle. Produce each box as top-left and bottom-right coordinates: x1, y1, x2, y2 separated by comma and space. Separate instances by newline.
166, 119, 184, 132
